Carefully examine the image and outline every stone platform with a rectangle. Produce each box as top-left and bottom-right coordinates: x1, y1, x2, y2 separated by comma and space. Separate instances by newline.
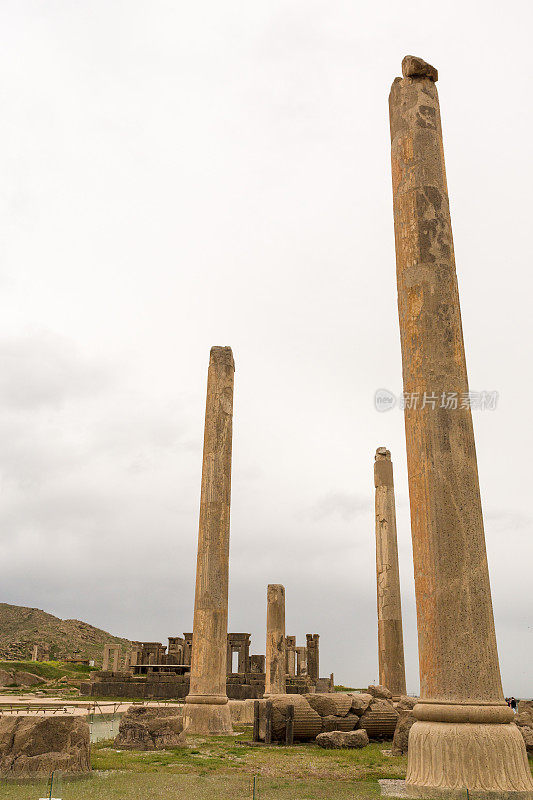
81, 672, 313, 701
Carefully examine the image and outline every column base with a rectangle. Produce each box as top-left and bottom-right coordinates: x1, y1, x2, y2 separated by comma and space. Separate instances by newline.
405, 720, 533, 794
182, 698, 233, 735
380, 780, 533, 800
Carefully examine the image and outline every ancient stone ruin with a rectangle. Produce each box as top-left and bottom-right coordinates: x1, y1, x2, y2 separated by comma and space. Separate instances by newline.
84, 626, 323, 700
114, 706, 185, 750
184, 346, 236, 734
374, 447, 406, 699
264, 584, 286, 696
389, 54, 533, 793
0, 716, 90, 779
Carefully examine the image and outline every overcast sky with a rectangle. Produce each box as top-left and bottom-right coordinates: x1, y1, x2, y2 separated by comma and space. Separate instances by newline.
0, 0, 531, 696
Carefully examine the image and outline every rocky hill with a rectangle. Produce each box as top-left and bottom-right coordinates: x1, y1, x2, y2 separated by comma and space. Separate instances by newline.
0, 603, 131, 667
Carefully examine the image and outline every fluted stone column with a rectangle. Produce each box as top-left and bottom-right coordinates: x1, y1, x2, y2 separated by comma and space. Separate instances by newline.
374, 447, 406, 698
264, 584, 286, 695
389, 56, 533, 793
183, 346, 235, 734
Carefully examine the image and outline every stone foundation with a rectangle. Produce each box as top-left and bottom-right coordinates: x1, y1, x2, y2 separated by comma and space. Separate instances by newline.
81, 672, 312, 701
406, 721, 533, 794
182, 700, 233, 735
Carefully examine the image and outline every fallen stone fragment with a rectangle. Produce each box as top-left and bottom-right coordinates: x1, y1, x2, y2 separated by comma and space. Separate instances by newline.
367, 684, 392, 700
303, 693, 352, 718
259, 694, 321, 742
316, 729, 369, 749
392, 708, 416, 755
359, 699, 399, 739
114, 706, 185, 750
347, 692, 372, 716
395, 696, 417, 711
320, 714, 358, 733
0, 715, 90, 778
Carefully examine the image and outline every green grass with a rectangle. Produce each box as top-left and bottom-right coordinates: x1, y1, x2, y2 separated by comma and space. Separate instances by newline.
0, 660, 96, 681
0, 724, 531, 800
90, 729, 407, 782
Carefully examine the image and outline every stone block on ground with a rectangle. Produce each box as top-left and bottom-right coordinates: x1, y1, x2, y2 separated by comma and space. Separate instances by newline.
320, 714, 359, 733
229, 699, 256, 724
392, 708, 416, 755
316, 729, 369, 749
358, 698, 399, 739
259, 694, 321, 741
367, 684, 392, 700
303, 693, 353, 718
0, 715, 90, 779
114, 706, 185, 750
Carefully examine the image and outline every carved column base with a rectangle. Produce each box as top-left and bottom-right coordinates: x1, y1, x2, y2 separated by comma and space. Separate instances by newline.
406, 720, 533, 794
182, 700, 233, 735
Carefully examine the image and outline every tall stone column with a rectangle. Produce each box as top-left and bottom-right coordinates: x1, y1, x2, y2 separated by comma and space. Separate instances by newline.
306, 634, 319, 682
183, 346, 235, 734
374, 447, 406, 697
389, 56, 532, 792
264, 584, 286, 695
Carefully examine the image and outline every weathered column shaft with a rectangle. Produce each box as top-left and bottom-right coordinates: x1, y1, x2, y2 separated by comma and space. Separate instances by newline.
264, 584, 286, 695
183, 346, 235, 734
306, 634, 319, 682
285, 635, 296, 676
390, 55, 532, 792
374, 447, 406, 696
295, 646, 307, 676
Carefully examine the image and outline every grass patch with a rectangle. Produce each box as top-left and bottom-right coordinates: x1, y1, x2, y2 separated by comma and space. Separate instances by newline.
0, 660, 95, 681
1, 727, 530, 800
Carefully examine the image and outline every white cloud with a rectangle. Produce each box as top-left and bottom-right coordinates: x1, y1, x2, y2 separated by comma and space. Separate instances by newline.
0, 0, 530, 695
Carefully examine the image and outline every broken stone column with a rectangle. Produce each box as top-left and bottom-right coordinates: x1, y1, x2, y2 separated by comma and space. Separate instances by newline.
374, 447, 406, 698
306, 634, 319, 682
183, 346, 235, 734
295, 646, 307, 677
285, 635, 296, 676
389, 55, 533, 793
264, 584, 286, 695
